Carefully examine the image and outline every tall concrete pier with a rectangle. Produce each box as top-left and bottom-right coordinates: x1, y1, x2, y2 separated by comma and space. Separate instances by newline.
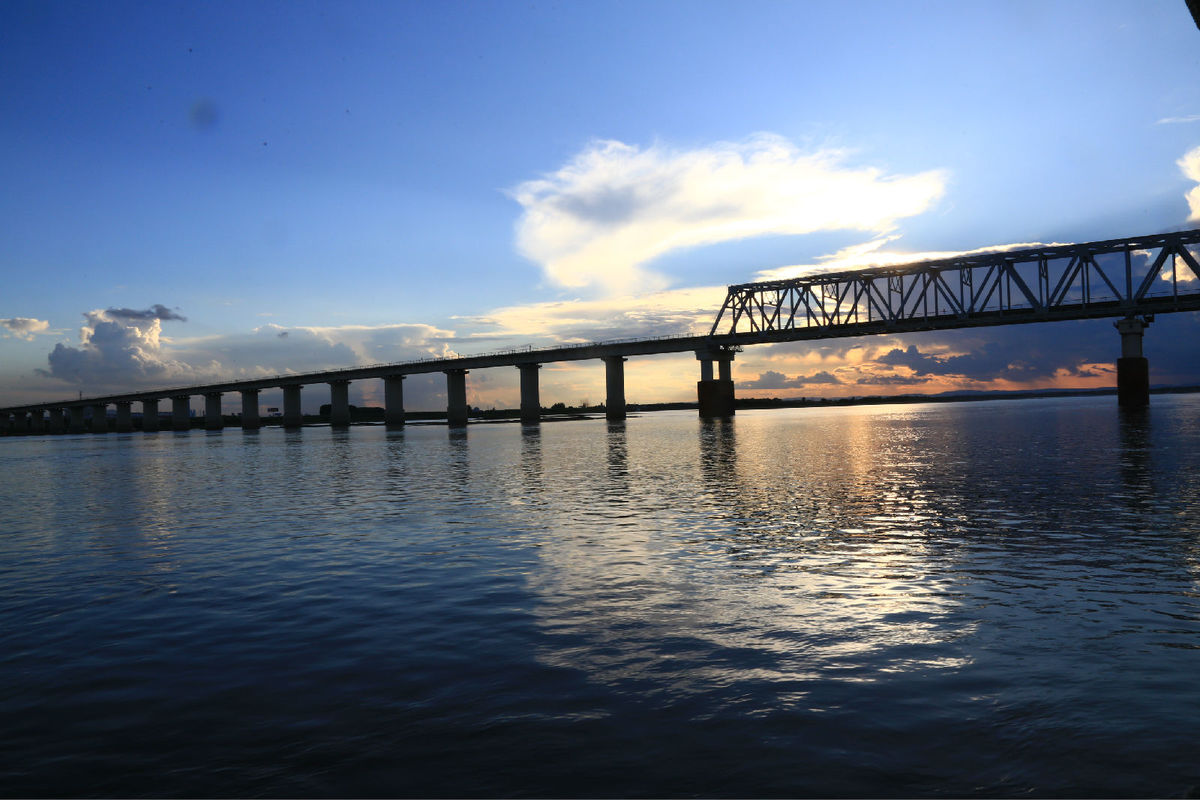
92, 404, 108, 433
604, 356, 626, 421
205, 393, 223, 430
696, 347, 736, 418
1116, 316, 1152, 408
329, 380, 351, 428
115, 401, 132, 433
518, 364, 541, 423
240, 389, 260, 430
283, 385, 303, 428
172, 396, 190, 431
384, 375, 405, 427
142, 400, 159, 432
445, 369, 468, 427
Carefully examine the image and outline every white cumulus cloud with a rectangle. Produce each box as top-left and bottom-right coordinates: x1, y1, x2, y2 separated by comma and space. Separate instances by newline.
42, 307, 196, 388
0, 317, 50, 340
510, 134, 947, 295
1180, 145, 1200, 221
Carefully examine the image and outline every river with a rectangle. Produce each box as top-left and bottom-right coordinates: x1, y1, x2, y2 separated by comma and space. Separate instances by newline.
2, 395, 1199, 797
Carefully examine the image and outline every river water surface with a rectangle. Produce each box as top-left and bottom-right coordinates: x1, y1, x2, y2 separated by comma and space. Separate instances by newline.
3, 396, 1200, 797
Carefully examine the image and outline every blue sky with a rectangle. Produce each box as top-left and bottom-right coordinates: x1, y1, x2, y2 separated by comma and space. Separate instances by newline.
3, 0, 1200, 411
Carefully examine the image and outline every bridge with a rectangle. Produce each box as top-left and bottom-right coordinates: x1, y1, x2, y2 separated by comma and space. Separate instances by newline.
4, 228, 1200, 434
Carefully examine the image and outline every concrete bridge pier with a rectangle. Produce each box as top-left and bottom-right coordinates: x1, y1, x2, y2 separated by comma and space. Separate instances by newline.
10, 411, 26, 434
1116, 316, 1152, 408
445, 369, 468, 427
384, 375, 405, 427
604, 356, 626, 421
27, 411, 41, 434
240, 390, 260, 430
172, 396, 191, 431
68, 406, 85, 434
518, 364, 541, 423
696, 348, 736, 418
204, 392, 223, 430
115, 402, 133, 433
49, 408, 65, 435
141, 400, 160, 432
92, 404, 108, 433
329, 380, 351, 427
283, 385, 303, 428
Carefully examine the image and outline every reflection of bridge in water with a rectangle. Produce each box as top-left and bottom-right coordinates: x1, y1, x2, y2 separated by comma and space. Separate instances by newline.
5, 229, 1200, 435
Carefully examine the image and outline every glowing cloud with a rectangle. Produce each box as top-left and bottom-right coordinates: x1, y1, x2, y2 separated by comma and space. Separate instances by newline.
511, 134, 947, 295
754, 236, 1057, 282
1180, 145, 1200, 221
465, 285, 725, 343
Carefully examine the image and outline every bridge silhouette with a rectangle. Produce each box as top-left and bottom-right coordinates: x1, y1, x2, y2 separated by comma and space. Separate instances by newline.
5, 228, 1200, 434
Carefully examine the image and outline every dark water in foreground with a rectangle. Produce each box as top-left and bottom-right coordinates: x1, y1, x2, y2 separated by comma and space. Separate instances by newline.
3, 396, 1200, 797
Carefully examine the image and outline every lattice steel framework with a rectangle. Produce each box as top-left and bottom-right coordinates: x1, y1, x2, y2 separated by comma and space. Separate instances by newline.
710, 229, 1200, 341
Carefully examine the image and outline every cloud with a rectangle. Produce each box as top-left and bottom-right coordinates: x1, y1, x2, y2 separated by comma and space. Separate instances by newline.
1157, 115, 1200, 125
43, 308, 191, 387
0, 317, 50, 340
105, 304, 188, 322
738, 369, 842, 390
855, 374, 931, 386
877, 342, 1047, 383
1180, 145, 1200, 221
510, 134, 947, 295
877, 344, 947, 375
38, 305, 455, 399
754, 236, 1058, 282
465, 284, 725, 343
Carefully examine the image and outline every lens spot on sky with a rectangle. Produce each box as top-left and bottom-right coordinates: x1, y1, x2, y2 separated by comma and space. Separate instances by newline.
189, 99, 219, 130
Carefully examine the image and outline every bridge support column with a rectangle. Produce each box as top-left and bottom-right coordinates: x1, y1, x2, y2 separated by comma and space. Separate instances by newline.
141, 400, 160, 432
696, 348, 736, 418
1116, 316, 1151, 408
28, 410, 43, 434
10, 411, 27, 434
283, 385, 303, 428
240, 390, 260, 430
172, 396, 191, 431
68, 406, 85, 434
384, 375, 405, 427
518, 364, 541, 423
49, 408, 65, 435
445, 369, 468, 427
115, 402, 133, 433
204, 392, 223, 430
91, 404, 108, 433
329, 380, 351, 428
604, 356, 626, 421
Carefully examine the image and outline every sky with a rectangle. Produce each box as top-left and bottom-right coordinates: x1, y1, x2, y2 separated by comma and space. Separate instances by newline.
3, 0, 1200, 413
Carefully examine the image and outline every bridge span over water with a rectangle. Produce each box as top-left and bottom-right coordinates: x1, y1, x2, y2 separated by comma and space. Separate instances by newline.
5, 228, 1200, 434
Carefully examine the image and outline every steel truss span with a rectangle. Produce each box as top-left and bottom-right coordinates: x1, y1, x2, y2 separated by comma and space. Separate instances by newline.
710, 229, 1200, 342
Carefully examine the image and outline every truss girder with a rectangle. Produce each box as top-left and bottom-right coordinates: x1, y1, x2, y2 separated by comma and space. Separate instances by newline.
710, 229, 1200, 339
